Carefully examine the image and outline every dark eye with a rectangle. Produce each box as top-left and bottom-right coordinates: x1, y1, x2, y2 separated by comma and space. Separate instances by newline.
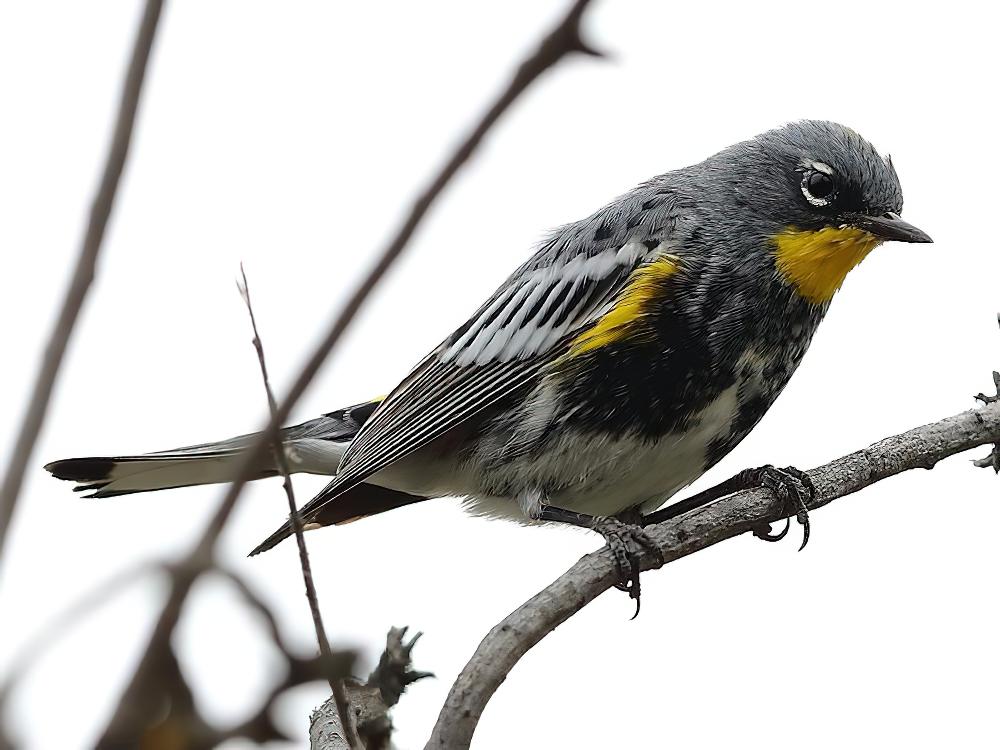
802, 170, 836, 206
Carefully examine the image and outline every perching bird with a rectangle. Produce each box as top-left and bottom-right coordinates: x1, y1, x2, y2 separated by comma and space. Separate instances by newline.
47, 120, 931, 604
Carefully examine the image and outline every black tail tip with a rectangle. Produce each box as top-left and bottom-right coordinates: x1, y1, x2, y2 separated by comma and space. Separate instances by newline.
44, 457, 115, 482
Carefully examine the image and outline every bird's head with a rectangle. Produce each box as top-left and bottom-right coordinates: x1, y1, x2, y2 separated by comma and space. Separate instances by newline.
711, 120, 932, 304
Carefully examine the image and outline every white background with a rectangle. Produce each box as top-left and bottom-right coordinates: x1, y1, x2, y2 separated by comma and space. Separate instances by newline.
2, 2, 999, 748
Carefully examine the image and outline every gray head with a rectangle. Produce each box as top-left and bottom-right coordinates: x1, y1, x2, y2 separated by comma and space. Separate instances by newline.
704, 120, 931, 245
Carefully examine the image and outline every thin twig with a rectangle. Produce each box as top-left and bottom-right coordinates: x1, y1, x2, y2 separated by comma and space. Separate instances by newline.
426, 400, 1000, 750
0, 0, 164, 569
237, 266, 360, 749
98, 0, 602, 742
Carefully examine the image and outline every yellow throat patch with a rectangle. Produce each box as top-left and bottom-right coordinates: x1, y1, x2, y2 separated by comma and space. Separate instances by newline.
567, 253, 680, 356
773, 226, 881, 304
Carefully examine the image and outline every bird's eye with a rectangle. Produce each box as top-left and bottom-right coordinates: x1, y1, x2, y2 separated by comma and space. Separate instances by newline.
801, 170, 836, 207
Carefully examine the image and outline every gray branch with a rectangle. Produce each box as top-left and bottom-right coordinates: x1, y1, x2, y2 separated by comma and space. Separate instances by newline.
426, 400, 1000, 750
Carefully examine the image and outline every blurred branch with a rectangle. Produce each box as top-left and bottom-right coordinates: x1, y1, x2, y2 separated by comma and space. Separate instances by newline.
311, 628, 432, 750
238, 267, 359, 748
0, 562, 158, 743
426, 400, 1000, 750
0, 561, 357, 749
134, 635, 358, 749
0, 0, 163, 569
99, 564, 357, 748
96, 0, 603, 744
195, 0, 604, 552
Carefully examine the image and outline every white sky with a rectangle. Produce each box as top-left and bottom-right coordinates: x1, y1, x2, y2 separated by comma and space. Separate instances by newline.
2, 1, 999, 748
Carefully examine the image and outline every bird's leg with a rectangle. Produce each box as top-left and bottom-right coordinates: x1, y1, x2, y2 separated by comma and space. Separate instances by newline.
642, 465, 815, 550
533, 503, 663, 618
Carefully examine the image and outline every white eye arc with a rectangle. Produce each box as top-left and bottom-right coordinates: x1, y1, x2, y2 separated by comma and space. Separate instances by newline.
800, 161, 837, 207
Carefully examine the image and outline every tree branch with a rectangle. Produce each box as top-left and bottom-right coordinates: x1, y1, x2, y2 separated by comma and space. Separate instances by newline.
0, 0, 163, 569
238, 267, 360, 748
426, 400, 1000, 750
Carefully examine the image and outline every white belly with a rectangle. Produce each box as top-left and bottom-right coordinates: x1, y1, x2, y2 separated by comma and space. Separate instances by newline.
454, 380, 743, 521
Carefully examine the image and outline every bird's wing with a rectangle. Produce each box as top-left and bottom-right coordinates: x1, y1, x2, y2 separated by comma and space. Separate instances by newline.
313, 236, 670, 503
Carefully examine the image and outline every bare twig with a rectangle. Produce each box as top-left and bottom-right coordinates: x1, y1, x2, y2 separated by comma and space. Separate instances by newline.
98, 0, 602, 743
0, 0, 164, 568
311, 627, 431, 750
426, 400, 1000, 750
238, 267, 359, 748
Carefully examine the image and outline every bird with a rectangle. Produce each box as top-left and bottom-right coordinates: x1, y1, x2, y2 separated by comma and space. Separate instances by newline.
46, 120, 931, 607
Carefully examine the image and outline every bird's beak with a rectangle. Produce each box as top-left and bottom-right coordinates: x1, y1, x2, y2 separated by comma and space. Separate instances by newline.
845, 212, 933, 244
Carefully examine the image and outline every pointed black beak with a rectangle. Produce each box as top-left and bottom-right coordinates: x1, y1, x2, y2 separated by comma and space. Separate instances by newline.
846, 212, 933, 244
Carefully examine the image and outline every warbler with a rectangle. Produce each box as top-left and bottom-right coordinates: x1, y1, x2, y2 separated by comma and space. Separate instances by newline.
47, 120, 931, 602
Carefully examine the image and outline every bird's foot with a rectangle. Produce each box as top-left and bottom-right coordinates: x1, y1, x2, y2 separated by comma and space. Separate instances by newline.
531, 502, 662, 618
592, 517, 663, 619
747, 465, 814, 550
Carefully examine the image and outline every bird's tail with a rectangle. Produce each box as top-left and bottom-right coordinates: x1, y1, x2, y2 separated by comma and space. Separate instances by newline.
44, 400, 380, 498
45, 398, 430, 553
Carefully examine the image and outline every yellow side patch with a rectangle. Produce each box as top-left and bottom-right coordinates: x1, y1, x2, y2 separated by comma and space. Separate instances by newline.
773, 226, 881, 304
568, 254, 680, 356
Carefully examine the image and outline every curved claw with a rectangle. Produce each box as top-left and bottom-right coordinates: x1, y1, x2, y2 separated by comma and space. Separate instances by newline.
753, 465, 815, 550
796, 510, 811, 551
781, 466, 813, 551
753, 516, 791, 542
